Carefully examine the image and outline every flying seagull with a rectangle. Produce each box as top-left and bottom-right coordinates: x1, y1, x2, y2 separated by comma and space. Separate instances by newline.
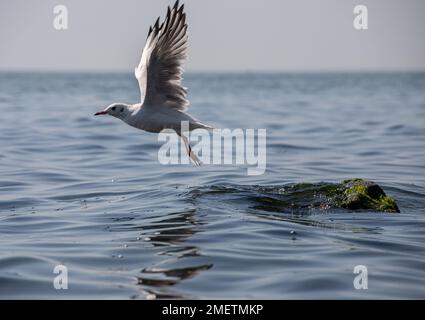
95, 0, 211, 165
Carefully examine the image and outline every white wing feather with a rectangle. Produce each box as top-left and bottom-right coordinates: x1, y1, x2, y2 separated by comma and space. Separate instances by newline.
135, 0, 189, 111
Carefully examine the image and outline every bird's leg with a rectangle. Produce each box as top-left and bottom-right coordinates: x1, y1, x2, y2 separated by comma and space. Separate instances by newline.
180, 134, 202, 166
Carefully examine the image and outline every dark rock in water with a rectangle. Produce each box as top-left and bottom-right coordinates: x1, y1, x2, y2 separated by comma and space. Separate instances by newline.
190, 179, 400, 214
337, 179, 399, 213
249, 179, 400, 213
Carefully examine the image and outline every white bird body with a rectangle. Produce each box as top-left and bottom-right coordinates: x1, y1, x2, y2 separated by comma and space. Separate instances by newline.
124, 104, 212, 134
95, 0, 211, 165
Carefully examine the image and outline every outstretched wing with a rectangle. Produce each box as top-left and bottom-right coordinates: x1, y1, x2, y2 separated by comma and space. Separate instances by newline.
135, 0, 189, 111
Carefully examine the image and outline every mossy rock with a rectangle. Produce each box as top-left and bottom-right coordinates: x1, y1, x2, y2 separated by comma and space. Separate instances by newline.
336, 179, 399, 213
198, 179, 400, 213
249, 178, 400, 213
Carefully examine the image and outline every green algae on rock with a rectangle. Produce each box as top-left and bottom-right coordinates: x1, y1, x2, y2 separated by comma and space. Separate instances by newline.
337, 179, 399, 213
249, 179, 400, 213
190, 179, 400, 213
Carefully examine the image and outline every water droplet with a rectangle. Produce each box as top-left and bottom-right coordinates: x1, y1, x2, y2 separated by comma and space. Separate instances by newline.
290, 230, 296, 235
143, 237, 151, 241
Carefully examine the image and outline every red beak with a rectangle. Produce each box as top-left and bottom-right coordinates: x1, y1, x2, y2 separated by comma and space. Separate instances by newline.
94, 111, 108, 116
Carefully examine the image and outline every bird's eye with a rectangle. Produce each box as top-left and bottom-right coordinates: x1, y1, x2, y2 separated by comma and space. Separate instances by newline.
120, 108, 124, 112
112, 107, 116, 111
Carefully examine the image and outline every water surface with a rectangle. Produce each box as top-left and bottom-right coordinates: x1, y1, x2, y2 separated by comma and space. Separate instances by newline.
1, 72, 425, 299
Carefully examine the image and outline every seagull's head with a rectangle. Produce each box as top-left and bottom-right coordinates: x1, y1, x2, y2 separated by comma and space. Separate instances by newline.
94, 103, 131, 120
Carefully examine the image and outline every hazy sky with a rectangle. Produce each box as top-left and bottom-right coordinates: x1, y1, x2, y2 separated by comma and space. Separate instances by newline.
1, 0, 424, 72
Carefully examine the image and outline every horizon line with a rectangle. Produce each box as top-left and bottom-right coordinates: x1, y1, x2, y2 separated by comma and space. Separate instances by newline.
1, 68, 425, 74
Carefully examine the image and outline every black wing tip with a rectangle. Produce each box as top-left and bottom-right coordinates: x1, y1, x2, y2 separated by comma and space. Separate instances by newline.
148, 1, 185, 39
173, 0, 185, 13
